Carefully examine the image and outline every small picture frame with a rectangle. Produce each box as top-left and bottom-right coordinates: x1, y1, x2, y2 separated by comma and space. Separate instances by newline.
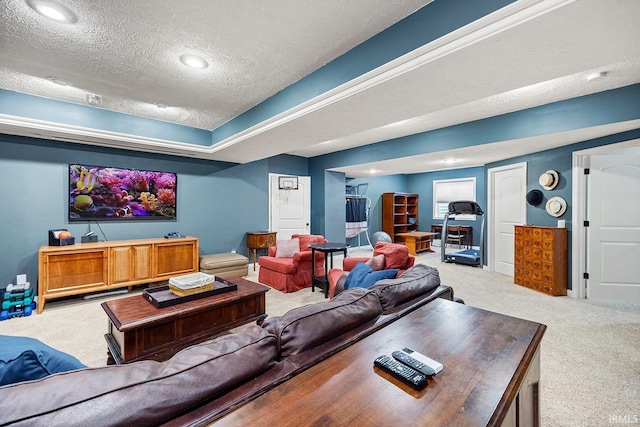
278, 176, 298, 190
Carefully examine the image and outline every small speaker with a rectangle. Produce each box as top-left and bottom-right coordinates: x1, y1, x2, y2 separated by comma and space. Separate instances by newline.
81, 235, 98, 243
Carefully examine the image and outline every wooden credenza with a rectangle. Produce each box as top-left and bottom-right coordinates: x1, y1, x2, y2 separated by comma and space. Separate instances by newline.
37, 237, 199, 313
514, 225, 567, 296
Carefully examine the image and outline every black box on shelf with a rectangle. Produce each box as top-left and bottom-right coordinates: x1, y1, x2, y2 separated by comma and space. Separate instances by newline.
81, 235, 98, 243
48, 229, 75, 246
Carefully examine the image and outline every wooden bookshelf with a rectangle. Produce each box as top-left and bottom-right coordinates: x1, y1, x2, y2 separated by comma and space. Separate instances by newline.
382, 192, 419, 243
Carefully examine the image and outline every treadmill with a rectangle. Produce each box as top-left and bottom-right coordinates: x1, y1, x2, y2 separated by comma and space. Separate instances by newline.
441, 201, 484, 267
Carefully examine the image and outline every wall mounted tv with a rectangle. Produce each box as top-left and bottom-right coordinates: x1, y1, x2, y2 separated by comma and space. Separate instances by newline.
68, 164, 177, 221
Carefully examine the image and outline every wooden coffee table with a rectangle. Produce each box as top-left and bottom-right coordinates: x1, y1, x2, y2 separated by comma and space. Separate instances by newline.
101, 277, 269, 364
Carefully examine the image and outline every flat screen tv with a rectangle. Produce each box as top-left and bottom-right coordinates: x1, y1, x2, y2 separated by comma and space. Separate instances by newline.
68, 164, 177, 221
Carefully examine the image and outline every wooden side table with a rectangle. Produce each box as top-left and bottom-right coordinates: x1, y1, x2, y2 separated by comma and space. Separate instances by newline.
246, 231, 277, 270
309, 242, 349, 298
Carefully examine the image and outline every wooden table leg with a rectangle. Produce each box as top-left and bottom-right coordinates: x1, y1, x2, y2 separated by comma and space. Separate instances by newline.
404, 236, 417, 256
424, 237, 434, 252
253, 249, 257, 271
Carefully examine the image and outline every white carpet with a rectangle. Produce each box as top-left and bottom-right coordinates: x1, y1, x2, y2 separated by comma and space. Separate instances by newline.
1, 248, 638, 426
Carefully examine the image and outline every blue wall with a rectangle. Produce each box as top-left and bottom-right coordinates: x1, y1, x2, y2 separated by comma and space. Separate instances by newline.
1, 118, 638, 296
0, 134, 307, 292
328, 130, 640, 291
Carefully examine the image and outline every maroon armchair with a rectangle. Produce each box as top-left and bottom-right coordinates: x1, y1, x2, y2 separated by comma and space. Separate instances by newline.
327, 241, 415, 299
258, 234, 327, 293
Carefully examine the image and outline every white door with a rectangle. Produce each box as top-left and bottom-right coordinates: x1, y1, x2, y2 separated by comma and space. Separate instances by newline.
269, 175, 311, 239
587, 154, 640, 300
488, 162, 527, 276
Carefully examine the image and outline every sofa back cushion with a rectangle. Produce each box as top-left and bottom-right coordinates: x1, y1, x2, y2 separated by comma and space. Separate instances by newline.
370, 264, 441, 310
262, 287, 382, 357
0, 326, 277, 426
291, 234, 326, 251
373, 241, 410, 269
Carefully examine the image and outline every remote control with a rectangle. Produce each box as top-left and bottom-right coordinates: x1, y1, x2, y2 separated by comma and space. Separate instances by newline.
374, 355, 427, 390
392, 350, 436, 376
400, 347, 443, 374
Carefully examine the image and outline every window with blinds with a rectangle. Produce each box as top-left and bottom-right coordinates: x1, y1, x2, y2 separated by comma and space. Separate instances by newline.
433, 178, 476, 220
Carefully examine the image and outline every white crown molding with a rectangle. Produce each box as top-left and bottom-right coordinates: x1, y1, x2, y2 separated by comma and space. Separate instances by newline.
0, 0, 576, 161
0, 113, 210, 157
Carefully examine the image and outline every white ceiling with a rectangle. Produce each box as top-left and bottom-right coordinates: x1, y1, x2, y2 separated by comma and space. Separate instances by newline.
1, 0, 639, 176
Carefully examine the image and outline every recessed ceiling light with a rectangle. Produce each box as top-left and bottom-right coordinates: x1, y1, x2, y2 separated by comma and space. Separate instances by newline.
26, 0, 78, 24
45, 76, 71, 86
587, 71, 607, 82
180, 54, 209, 69
153, 102, 168, 109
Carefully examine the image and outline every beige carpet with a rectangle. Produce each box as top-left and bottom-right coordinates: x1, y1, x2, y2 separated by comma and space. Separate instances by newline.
1, 248, 638, 426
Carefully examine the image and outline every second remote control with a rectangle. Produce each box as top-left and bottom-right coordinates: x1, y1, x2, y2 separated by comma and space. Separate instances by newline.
392, 351, 436, 376
374, 355, 427, 390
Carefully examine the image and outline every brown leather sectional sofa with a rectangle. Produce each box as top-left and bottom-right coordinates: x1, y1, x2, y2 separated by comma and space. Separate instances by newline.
0, 264, 454, 427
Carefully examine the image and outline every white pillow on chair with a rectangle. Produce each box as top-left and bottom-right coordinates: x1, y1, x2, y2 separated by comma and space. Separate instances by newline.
275, 238, 300, 258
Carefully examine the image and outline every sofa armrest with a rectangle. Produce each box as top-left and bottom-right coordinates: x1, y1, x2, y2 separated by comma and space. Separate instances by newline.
342, 257, 369, 271
268, 246, 277, 257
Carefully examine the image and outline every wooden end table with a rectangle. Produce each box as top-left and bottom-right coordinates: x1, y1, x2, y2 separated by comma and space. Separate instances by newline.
101, 278, 269, 364
246, 231, 277, 271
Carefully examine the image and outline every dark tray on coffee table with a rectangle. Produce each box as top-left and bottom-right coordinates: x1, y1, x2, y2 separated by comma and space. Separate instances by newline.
143, 278, 238, 308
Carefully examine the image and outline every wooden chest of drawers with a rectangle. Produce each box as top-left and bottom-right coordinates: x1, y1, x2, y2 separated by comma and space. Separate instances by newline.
514, 225, 567, 296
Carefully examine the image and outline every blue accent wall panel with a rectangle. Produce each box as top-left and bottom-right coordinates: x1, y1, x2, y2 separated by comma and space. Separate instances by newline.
324, 170, 347, 242
0, 134, 288, 294
0, 89, 211, 146
267, 154, 309, 176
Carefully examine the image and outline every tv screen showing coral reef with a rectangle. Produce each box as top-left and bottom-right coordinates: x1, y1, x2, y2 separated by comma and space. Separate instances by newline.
68, 164, 177, 221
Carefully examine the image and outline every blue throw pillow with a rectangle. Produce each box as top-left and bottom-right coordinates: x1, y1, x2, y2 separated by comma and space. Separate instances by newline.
344, 262, 399, 290
0, 335, 86, 386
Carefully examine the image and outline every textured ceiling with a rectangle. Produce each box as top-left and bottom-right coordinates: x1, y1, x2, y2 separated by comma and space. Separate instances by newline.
0, 0, 431, 129
1, 0, 639, 176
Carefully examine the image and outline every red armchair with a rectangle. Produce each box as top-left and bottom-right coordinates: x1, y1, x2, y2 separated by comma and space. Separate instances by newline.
258, 234, 327, 293
327, 242, 415, 299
